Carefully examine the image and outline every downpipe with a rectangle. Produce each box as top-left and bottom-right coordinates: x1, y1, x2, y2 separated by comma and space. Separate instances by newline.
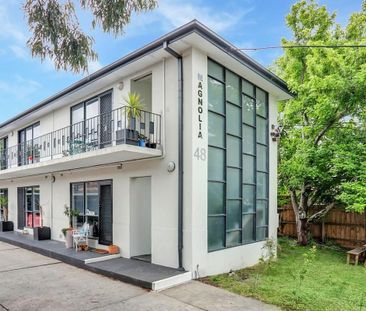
163, 41, 184, 270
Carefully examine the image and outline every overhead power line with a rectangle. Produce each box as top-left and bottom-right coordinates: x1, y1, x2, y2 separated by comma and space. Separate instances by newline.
234, 44, 366, 51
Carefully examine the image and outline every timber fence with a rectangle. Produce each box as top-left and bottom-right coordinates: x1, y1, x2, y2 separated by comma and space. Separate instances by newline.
279, 205, 366, 249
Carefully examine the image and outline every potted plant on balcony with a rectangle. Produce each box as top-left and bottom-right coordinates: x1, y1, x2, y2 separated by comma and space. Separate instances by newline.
0, 195, 13, 232
33, 205, 51, 240
138, 133, 147, 147
62, 205, 80, 248
116, 92, 144, 146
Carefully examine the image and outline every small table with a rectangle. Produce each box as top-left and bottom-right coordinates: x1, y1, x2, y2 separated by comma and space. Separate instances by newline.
346, 246, 366, 265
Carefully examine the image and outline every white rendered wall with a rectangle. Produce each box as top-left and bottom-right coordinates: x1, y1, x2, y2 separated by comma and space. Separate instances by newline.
0, 57, 181, 269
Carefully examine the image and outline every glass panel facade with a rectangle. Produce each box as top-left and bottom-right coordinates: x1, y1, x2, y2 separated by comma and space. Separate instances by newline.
243, 155, 255, 184
242, 80, 254, 97
208, 147, 225, 181
208, 60, 224, 82
242, 95, 255, 126
227, 104, 241, 136
227, 200, 241, 230
242, 185, 255, 213
207, 59, 269, 251
208, 182, 225, 215
208, 112, 225, 148
208, 78, 225, 114
227, 136, 241, 167
226, 70, 240, 105
256, 88, 267, 117
208, 217, 225, 251
243, 125, 255, 155
227, 168, 240, 199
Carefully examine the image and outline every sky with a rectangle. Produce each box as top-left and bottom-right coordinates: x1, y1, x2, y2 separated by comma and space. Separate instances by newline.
0, 0, 362, 123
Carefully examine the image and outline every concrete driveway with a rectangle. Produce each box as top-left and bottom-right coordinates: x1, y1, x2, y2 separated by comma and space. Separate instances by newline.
0, 242, 279, 311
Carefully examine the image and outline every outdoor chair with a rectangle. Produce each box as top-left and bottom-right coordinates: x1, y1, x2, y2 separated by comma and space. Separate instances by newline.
72, 223, 90, 252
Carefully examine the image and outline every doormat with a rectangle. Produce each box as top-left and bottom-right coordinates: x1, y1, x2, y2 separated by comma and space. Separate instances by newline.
94, 249, 109, 254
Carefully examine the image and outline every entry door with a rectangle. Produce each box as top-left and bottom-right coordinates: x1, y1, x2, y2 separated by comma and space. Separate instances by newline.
99, 93, 112, 148
130, 177, 152, 257
99, 182, 113, 245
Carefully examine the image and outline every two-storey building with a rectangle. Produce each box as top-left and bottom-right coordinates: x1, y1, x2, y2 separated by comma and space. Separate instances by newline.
0, 20, 291, 277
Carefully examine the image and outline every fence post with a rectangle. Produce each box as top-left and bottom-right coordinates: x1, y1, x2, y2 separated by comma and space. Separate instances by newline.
321, 219, 326, 243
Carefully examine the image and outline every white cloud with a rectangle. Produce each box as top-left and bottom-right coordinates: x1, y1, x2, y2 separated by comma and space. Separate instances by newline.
10, 45, 28, 60
121, 0, 254, 40
0, 2, 30, 61
0, 75, 42, 101
88, 59, 103, 73
157, 0, 252, 32
0, 4, 27, 44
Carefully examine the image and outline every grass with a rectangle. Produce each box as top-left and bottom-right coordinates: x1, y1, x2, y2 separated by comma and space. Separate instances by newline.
203, 238, 366, 311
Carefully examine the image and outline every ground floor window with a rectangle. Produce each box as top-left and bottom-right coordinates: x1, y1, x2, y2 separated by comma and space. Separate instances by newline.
71, 180, 113, 245
0, 188, 8, 221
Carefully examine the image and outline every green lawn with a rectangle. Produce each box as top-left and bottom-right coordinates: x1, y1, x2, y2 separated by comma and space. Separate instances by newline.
203, 238, 366, 311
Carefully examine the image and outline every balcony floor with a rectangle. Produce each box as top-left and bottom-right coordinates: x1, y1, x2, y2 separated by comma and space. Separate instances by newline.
0, 144, 162, 180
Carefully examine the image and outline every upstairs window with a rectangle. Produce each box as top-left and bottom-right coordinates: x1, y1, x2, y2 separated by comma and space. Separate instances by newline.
131, 74, 152, 112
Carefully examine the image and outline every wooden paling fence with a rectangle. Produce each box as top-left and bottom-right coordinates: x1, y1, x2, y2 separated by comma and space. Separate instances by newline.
279, 205, 366, 249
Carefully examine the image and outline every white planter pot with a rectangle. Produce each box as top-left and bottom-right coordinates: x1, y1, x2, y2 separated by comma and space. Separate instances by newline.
65, 230, 73, 248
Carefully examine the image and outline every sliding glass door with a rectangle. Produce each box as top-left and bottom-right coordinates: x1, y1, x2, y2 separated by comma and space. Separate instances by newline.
17, 186, 40, 229
0, 137, 8, 170
70, 91, 112, 153
18, 123, 40, 166
71, 180, 113, 245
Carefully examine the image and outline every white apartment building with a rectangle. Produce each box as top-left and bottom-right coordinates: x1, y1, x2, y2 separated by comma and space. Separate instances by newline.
0, 20, 291, 277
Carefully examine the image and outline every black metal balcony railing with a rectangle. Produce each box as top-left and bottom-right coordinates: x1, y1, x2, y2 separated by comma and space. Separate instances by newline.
0, 106, 161, 170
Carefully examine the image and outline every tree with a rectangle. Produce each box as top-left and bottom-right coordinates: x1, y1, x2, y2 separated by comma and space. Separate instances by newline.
23, 0, 157, 73
276, 0, 366, 245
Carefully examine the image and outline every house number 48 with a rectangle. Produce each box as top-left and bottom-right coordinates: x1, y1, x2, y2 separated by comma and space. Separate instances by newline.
194, 147, 207, 161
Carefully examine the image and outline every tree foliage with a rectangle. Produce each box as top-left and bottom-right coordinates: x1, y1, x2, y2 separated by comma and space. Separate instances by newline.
23, 0, 157, 73
276, 0, 366, 244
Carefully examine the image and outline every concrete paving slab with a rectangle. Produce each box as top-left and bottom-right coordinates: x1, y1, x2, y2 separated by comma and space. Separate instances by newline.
0, 243, 280, 311
0, 263, 146, 311
0, 241, 19, 251
163, 281, 281, 311
0, 247, 59, 272
92, 292, 201, 311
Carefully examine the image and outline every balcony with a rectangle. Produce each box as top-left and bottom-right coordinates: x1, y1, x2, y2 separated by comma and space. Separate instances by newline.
0, 106, 162, 179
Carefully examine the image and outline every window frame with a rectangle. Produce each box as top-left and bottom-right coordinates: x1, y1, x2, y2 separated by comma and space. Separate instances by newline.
18, 122, 40, 166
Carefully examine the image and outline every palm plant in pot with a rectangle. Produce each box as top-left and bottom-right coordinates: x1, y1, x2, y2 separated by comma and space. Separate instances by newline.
33, 205, 51, 240
0, 195, 13, 232
62, 205, 80, 248
118, 92, 144, 145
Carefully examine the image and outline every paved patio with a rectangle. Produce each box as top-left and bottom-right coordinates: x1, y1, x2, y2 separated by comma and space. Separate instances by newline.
0, 231, 190, 290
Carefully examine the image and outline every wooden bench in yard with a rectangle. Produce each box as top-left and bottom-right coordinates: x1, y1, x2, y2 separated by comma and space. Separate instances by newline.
346, 246, 366, 266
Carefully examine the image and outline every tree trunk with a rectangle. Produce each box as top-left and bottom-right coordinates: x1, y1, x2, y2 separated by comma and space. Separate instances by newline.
290, 189, 308, 245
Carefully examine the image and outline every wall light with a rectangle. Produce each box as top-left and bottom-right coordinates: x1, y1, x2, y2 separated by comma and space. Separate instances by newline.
118, 81, 124, 91
167, 161, 176, 173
